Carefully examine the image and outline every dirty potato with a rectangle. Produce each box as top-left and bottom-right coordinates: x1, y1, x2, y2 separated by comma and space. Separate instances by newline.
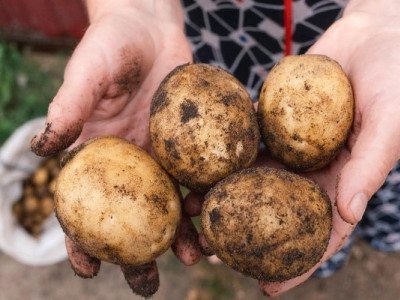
201, 167, 332, 282
55, 136, 181, 266
258, 54, 354, 171
12, 155, 60, 238
150, 63, 260, 194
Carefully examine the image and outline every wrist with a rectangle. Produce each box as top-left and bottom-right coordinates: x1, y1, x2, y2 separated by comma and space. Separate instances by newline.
333, 0, 400, 66
86, 0, 134, 23
345, 0, 400, 16
85, 0, 184, 26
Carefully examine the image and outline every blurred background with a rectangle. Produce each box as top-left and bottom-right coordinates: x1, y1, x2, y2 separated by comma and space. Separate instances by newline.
1, 1, 400, 299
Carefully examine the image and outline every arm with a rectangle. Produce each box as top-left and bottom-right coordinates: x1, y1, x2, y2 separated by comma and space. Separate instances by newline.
313, 0, 400, 225
85, 0, 186, 22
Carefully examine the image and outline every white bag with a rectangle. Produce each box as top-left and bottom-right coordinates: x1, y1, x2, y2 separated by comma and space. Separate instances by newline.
0, 118, 67, 266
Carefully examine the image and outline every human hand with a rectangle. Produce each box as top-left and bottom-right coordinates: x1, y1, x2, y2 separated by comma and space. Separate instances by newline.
185, 2, 400, 296
260, 1, 400, 296
30, 1, 202, 297
31, 1, 192, 155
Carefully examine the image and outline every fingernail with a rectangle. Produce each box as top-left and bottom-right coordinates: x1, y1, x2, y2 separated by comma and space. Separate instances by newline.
349, 192, 368, 223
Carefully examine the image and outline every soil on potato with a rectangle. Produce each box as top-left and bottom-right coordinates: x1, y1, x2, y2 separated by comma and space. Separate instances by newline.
1, 238, 400, 300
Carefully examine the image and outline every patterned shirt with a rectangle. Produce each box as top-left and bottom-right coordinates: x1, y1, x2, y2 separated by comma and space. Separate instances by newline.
182, 0, 348, 99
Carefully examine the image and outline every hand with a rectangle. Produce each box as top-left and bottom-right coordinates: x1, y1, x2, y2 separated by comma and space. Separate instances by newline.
185, 2, 400, 296
31, 1, 192, 155
31, 1, 202, 297
184, 149, 357, 296
260, 2, 400, 296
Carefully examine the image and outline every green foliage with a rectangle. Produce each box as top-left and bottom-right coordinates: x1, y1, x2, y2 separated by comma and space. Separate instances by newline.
0, 38, 64, 145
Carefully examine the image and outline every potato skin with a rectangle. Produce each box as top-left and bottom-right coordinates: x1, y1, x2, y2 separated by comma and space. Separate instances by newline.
258, 54, 354, 171
55, 136, 181, 266
150, 63, 260, 194
201, 167, 332, 282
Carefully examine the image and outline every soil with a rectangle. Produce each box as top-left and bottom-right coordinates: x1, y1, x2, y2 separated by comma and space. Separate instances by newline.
1, 238, 400, 300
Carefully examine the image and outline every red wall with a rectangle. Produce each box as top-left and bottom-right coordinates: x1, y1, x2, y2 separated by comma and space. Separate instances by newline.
0, 0, 88, 39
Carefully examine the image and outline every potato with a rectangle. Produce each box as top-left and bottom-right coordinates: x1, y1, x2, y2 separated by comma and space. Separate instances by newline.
150, 63, 260, 194
13, 155, 60, 237
32, 167, 49, 186
23, 196, 40, 213
258, 54, 354, 171
55, 136, 181, 266
41, 196, 55, 216
201, 167, 332, 282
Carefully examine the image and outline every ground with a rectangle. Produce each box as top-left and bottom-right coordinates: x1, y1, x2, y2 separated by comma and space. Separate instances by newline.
1, 238, 400, 300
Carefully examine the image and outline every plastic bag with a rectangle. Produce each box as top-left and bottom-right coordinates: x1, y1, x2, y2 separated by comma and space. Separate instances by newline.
0, 118, 67, 266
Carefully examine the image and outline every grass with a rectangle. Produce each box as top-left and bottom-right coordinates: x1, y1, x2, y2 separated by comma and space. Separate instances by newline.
0, 37, 67, 145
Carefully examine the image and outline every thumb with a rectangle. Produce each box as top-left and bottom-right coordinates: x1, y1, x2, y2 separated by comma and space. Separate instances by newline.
31, 39, 106, 156
337, 102, 400, 224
